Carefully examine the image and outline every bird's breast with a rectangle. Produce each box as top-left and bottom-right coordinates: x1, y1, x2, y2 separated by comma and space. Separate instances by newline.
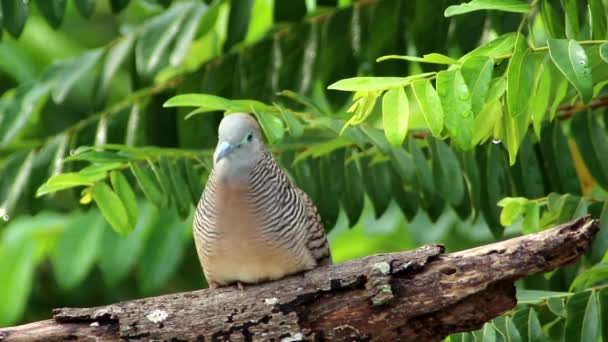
200, 183, 310, 285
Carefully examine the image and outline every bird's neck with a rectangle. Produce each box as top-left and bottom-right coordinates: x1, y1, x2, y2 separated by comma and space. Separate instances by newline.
212, 154, 263, 188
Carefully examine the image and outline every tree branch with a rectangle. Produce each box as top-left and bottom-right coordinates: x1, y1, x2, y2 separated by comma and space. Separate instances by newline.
0, 216, 599, 341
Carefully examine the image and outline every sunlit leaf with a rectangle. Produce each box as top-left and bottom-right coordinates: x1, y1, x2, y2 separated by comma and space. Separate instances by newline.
411, 79, 444, 137
507, 33, 533, 117
382, 86, 409, 147
328, 73, 435, 91
435, 69, 473, 150
377, 53, 458, 64
444, 0, 529, 17
461, 56, 493, 114
93, 182, 132, 234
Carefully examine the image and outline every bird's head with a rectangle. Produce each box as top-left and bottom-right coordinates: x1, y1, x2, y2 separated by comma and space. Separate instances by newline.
213, 113, 265, 173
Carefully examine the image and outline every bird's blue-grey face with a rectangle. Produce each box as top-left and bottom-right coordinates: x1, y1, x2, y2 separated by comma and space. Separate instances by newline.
214, 113, 263, 166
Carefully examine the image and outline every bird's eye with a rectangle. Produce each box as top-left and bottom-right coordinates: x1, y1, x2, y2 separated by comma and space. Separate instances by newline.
246, 133, 253, 142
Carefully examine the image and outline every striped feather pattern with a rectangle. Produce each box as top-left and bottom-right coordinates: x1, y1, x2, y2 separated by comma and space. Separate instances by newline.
193, 151, 331, 286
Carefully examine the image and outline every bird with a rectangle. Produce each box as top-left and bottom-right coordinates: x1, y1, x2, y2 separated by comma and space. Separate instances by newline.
193, 112, 332, 289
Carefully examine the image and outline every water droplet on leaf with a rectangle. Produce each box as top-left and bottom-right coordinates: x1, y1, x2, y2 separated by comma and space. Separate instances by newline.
2, 214, 10, 222
492, 139, 502, 144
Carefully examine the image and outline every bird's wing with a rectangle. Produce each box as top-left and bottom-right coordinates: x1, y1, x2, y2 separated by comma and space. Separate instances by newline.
295, 187, 332, 266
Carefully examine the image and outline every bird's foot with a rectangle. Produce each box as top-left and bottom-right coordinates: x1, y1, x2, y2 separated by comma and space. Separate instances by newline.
237, 282, 246, 292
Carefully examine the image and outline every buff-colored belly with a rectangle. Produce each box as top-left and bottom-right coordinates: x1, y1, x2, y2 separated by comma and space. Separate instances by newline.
201, 185, 312, 285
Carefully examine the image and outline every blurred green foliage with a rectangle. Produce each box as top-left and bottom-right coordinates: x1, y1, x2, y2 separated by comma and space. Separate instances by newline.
1, 0, 608, 340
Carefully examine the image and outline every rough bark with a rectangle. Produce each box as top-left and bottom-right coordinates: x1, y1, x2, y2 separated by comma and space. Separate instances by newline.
0, 216, 599, 342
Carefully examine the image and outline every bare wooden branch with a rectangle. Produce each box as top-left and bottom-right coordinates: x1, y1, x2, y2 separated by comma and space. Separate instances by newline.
0, 216, 599, 342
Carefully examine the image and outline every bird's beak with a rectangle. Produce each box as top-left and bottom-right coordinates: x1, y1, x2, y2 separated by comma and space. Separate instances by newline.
214, 141, 235, 163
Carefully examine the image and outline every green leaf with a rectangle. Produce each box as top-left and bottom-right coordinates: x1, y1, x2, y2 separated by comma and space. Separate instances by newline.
462, 32, 517, 60
98, 203, 157, 287
540, 0, 565, 38
109, 0, 130, 13
92, 182, 132, 234
0, 82, 51, 147
51, 210, 105, 289
1, 0, 28, 38
531, 62, 552, 138
182, 158, 203, 206
571, 264, 608, 290
498, 197, 528, 226
147, 160, 173, 207
600, 43, 608, 63
382, 86, 409, 147
341, 151, 365, 225
444, 0, 529, 17
254, 111, 284, 144
159, 157, 191, 219
35, 0, 66, 28
428, 138, 465, 207
164, 93, 233, 112
505, 316, 523, 342
436, 69, 473, 150
511, 309, 529, 342
547, 39, 593, 104
589, 0, 607, 40
170, 4, 207, 66
280, 110, 304, 138
461, 56, 494, 114
517, 289, 572, 304
547, 297, 566, 317
522, 202, 540, 234
138, 210, 190, 294
581, 292, 600, 342
482, 322, 497, 341
507, 34, 534, 117
51, 49, 104, 103
599, 288, 608, 342
130, 162, 164, 208
527, 309, 543, 342
571, 110, 608, 190
0, 151, 34, 214
110, 171, 138, 229
328, 73, 435, 91
589, 201, 608, 264
0, 237, 36, 326
36, 172, 96, 197
135, 3, 190, 75
411, 79, 444, 137
565, 291, 592, 342
95, 35, 134, 104
377, 53, 459, 65
549, 76, 569, 120
65, 150, 130, 163
562, 0, 579, 39
360, 125, 392, 155
74, 0, 95, 17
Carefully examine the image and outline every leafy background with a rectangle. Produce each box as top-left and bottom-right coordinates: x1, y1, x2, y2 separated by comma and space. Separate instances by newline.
1, 0, 608, 340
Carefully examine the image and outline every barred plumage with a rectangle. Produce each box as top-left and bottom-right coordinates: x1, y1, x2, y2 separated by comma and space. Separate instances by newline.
193, 113, 331, 288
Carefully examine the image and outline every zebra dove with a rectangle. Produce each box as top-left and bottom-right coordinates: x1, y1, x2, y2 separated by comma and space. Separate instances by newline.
193, 112, 332, 288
